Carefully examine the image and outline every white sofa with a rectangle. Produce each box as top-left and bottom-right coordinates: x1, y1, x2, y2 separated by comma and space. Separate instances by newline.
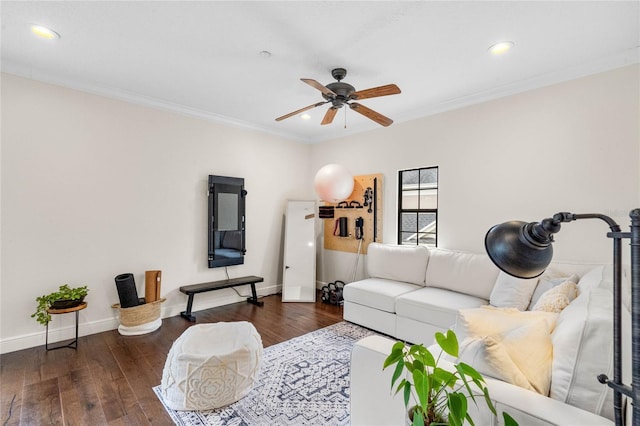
345, 243, 628, 425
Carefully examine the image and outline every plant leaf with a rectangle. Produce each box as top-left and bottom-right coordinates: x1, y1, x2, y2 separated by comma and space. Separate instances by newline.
433, 367, 457, 389
391, 358, 404, 388
413, 369, 428, 409
383, 343, 405, 369
409, 344, 422, 356
412, 411, 422, 426
413, 359, 425, 374
447, 393, 465, 426
403, 381, 411, 407
392, 341, 405, 352
456, 362, 484, 383
435, 329, 459, 357
503, 411, 519, 426
455, 364, 479, 405
483, 387, 497, 415
422, 347, 436, 367
465, 411, 476, 426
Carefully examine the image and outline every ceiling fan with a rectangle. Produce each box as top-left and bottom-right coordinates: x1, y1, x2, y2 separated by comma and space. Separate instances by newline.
275, 68, 401, 127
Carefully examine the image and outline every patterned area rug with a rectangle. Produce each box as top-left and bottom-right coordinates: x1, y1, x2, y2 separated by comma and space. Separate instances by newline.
153, 321, 379, 426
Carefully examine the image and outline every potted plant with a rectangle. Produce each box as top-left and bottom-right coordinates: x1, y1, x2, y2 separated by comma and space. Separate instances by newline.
383, 329, 518, 426
32, 284, 89, 326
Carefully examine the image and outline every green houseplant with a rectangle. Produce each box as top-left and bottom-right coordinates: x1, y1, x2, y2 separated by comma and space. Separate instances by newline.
32, 284, 89, 326
383, 329, 518, 426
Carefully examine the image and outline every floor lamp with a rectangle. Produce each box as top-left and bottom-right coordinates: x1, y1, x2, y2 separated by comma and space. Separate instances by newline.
484, 209, 639, 426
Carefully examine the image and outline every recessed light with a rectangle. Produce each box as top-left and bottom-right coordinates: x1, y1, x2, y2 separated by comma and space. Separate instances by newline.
488, 41, 514, 55
301, 113, 311, 120
30, 24, 60, 40
259, 50, 272, 58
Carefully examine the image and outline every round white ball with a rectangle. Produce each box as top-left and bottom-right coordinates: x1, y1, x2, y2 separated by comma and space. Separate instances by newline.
314, 164, 354, 202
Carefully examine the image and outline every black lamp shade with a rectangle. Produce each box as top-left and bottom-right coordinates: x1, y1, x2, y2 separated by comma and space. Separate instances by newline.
484, 221, 554, 279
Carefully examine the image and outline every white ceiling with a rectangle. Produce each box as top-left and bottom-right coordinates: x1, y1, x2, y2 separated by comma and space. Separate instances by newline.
2, 1, 639, 143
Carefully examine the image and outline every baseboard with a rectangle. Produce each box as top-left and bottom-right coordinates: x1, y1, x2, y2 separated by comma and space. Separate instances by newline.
0, 317, 121, 355
0, 285, 281, 354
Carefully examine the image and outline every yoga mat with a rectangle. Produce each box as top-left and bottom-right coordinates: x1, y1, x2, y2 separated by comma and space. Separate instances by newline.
115, 273, 140, 308
145, 270, 162, 303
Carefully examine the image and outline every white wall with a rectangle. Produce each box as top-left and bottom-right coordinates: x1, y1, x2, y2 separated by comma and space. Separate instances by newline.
1, 74, 313, 353
312, 65, 640, 285
3, 65, 638, 353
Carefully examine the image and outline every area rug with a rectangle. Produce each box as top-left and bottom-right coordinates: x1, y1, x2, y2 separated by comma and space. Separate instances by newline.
153, 321, 380, 425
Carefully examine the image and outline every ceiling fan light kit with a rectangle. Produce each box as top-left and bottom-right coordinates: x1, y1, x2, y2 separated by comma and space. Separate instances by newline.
276, 68, 401, 127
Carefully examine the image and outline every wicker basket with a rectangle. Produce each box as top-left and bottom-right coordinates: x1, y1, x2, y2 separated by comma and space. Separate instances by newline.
112, 298, 166, 327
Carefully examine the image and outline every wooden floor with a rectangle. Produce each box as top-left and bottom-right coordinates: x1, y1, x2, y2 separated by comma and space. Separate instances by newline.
0, 293, 344, 425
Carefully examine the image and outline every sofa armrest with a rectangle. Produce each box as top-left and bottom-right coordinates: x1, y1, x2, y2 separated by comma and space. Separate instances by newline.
482, 376, 613, 426
350, 336, 406, 426
350, 335, 614, 426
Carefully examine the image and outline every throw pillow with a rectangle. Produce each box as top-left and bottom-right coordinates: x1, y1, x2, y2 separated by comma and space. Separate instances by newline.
528, 273, 579, 309
489, 272, 539, 310
456, 305, 558, 343
531, 280, 578, 313
458, 337, 533, 391
458, 319, 553, 395
577, 265, 615, 294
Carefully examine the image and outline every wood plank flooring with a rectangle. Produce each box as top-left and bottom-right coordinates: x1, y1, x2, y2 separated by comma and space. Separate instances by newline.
1, 293, 344, 425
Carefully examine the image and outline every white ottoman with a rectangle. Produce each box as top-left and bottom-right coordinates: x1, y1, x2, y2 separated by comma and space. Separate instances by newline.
160, 321, 263, 411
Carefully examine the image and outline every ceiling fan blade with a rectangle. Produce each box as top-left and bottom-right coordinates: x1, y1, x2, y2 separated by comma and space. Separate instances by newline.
349, 102, 393, 127
351, 84, 401, 100
321, 107, 338, 125
275, 102, 326, 122
301, 78, 337, 97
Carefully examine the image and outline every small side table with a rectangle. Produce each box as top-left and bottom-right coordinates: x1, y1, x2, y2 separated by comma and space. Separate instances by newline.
46, 302, 87, 351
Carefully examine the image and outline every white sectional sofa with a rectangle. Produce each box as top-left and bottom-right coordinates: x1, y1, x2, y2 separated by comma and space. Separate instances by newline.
345, 243, 629, 425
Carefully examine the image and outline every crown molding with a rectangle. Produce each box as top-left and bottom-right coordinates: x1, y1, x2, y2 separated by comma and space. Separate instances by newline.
3, 47, 637, 145
395, 47, 640, 125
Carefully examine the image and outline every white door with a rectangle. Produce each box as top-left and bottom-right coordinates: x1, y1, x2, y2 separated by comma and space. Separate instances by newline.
282, 200, 316, 302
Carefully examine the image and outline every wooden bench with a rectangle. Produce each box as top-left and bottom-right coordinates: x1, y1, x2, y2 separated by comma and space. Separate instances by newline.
179, 275, 264, 321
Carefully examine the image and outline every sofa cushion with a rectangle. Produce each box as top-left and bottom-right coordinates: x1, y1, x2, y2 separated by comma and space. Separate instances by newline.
550, 286, 622, 420
343, 278, 421, 313
366, 243, 430, 285
395, 287, 488, 330
490, 272, 539, 310
425, 248, 499, 299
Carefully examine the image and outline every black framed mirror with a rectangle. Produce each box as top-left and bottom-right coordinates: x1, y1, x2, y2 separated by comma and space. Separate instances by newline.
208, 175, 246, 268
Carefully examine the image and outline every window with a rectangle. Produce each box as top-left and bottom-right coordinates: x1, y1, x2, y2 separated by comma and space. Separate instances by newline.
398, 166, 438, 247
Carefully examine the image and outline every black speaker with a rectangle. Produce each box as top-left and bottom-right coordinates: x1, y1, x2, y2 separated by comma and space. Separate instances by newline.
115, 273, 140, 308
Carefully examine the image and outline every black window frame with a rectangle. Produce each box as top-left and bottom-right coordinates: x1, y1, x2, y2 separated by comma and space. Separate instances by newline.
397, 166, 438, 247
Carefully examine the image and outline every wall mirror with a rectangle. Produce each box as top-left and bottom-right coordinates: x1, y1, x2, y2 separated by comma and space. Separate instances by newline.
282, 200, 316, 302
208, 175, 246, 268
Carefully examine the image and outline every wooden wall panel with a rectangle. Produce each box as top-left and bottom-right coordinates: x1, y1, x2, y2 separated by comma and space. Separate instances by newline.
323, 173, 383, 254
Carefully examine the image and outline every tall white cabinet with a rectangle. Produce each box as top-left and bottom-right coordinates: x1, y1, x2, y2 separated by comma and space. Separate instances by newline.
282, 200, 316, 302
